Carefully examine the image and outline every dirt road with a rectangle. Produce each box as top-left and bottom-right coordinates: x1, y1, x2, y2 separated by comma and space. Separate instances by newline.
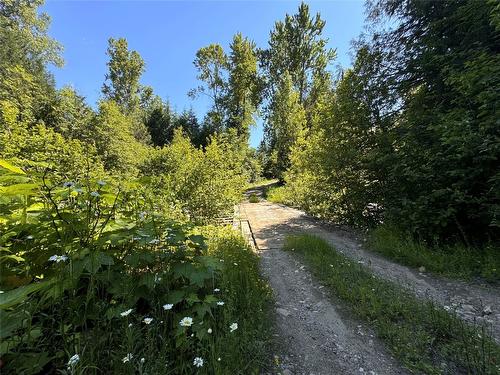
238, 197, 500, 374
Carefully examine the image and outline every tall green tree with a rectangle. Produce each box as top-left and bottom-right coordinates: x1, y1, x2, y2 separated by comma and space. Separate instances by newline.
102, 37, 145, 115
266, 72, 306, 179
261, 2, 335, 177
0, 0, 62, 128
226, 33, 262, 140
143, 96, 175, 147
174, 108, 202, 147
365, 0, 500, 243
262, 2, 335, 105
189, 44, 228, 133
93, 100, 147, 175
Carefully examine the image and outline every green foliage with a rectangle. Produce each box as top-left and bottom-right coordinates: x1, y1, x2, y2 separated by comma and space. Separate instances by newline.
280, 0, 499, 249
284, 48, 389, 226
0, 123, 105, 180
102, 37, 145, 114
40, 86, 95, 143
248, 193, 259, 203
364, 0, 500, 242
0, 162, 271, 374
142, 96, 175, 147
141, 130, 247, 222
262, 1, 335, 105
190, 44, 229, 133
284, 234, 500, 374
93, 100, 148, 176
265, 185, 290, 205
226, 33, 262, 140
265, 72, 306, 180
369, 225, 500, 282
261, 1, 334, 178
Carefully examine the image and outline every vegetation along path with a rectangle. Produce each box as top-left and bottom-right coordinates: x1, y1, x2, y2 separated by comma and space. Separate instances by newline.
239, 196, 500, 373
240, 199, 406, 374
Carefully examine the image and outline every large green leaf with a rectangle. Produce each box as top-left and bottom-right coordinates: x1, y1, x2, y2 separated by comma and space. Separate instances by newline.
0, 160, 26, 175
0, 183, 38, 196
0, 280, 54, 309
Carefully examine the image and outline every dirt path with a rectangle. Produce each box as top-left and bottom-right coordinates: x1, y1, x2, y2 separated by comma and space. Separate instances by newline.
239, 200, 408, 374
238, 196, 500, 374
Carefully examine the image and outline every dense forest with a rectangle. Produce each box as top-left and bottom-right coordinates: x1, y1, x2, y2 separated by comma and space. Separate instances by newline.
0, 0, 499, 374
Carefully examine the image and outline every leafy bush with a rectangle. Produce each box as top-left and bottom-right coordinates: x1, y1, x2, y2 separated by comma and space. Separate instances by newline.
141, 130, 247, 223
248, 193, 259, 203
0, 160, 270, 374
265, 185, 290, 205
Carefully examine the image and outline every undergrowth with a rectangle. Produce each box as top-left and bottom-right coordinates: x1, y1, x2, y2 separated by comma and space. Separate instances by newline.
0, 161, 272, 374
369, 225, 500, 283
283, 234, 500, 375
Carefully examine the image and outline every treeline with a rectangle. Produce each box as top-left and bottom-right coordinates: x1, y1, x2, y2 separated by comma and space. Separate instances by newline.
0, 1, 266, 222
260, 0, 499, 247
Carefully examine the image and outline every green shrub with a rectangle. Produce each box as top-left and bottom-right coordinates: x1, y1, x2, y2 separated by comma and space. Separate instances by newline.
141, 130, 246, 223
265, 185, 290, 204
248, 193, 259, 203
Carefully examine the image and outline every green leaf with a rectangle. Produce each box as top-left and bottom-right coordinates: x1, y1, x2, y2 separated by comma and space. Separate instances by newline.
0, 159, 26, 175
0, 280, 54, 309
0, 183, 38, 196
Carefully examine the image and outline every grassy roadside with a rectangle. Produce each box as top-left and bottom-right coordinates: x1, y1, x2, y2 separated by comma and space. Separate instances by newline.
369, 225, 500, 283
203, 226, 274, 374
283, 234, 500, 374
265, 185, 499, 283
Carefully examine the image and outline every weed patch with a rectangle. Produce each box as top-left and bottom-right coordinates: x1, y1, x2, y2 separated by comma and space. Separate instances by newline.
369, 226, 500, 283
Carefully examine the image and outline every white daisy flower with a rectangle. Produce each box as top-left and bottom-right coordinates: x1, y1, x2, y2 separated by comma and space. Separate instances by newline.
207, 328, 212, 334
217, 357, 221, 361
67, 354, 80, 366
143, 317, 153, 325
49, 255, 68, 263
120, 309, 133, 317
180, 317, 193, 327
128, 323, 133, 328
216, 301, 225, 306
122, 353, 133, 363
26, 235, 34, 240
140, 358, 145, 364
213, 288, 220, 292
163, 303, 173, 310
193, 357, 204, 367
230, 322, 238, 332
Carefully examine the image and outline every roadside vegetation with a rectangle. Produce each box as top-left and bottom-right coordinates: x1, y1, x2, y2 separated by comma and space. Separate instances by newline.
0, 162, 272, 374
1, 0, 499, 373
284, 234, 500, 374
369, 226, 500, 283
259, 0, 499, 281
0, 1, 272, 373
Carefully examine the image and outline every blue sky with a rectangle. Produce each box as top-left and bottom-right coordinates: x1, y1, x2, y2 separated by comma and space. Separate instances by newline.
43, 0, 367, 147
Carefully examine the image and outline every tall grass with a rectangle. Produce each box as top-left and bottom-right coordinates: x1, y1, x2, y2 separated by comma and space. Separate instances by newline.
284, 234, 500, 374
369, 225, 500, 282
